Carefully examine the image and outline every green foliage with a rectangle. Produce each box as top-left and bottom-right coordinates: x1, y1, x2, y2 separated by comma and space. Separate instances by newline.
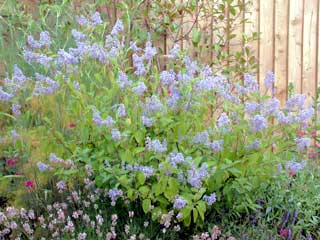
0, 10, 312, 228
0, 1, 316, 239
211, 163, 320, 239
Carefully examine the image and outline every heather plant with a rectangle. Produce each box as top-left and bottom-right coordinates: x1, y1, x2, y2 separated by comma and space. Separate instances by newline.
0, 175, 178, 239
0, 11, 315, 232
3, 166, 319, 239
0, 174, 230, 239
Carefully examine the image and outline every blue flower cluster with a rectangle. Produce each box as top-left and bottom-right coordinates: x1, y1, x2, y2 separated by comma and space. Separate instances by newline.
145, 137, 167, 153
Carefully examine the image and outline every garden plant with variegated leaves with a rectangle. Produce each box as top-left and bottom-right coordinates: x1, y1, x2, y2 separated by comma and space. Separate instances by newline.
0, 9, 317, 239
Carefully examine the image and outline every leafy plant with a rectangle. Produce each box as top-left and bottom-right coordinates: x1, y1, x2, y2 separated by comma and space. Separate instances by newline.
0, 10, 314, 231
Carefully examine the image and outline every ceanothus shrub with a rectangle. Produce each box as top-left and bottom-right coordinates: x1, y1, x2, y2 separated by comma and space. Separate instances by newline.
0, 12, 313, 226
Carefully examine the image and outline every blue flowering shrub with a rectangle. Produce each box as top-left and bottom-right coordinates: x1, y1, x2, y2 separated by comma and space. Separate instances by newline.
0, 12, 315, 230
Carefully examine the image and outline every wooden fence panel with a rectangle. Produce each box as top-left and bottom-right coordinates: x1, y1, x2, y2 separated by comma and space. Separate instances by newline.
259, 0, 275, 95
302, 0, 318, 103
274, 0, 289, 105
244, 0, 259, 78
288, 0, 303, 94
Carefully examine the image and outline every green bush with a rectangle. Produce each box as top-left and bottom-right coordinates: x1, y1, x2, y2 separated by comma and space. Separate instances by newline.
0, 10, 314, 231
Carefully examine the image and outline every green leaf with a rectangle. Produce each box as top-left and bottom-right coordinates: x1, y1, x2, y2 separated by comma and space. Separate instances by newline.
181, 206, 192, 226
142, 199, 151, 213
119, 149, 131, 162
118, 175, 131, 188
159, 176, 168, 193
152, 207, 163, 221
106, 144, 115, 154
229, 6, 236, 16
53, 130, 64, 142
156, 195, 170, 206
136, 171, 146, 186
134, 131, 145, 144
194, 188, 207, 201
196, 201, 206, 221
133, 147, 145, 155
159, 117, 173, 127
62, 168, 78, 176
152, 183, 162, 196
95, 175, 105, 187
192, 28, 201, 46
127, 188, 135, 201
139, 186, 150, 198
164, 177, 179, 200
0, 175, 24, 181
228, 167, 242, 177
42, 117, 52, 126
163, 15, 170, 25
193, 208, 199, 223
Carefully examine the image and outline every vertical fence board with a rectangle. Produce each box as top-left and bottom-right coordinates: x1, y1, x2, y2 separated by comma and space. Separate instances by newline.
244, 0, 259, 78
288, 0, 303, 94
259, 0, 274, 94
274, 0, 289, 105
302, 0, 318, 102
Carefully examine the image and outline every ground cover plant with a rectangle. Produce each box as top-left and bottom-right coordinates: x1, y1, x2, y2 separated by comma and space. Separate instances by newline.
0, 1, 319, 240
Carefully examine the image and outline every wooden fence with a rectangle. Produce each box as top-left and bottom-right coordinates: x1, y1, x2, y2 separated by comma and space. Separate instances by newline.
1, 0, 320, 105
246, 0, 319, 105
157, 0, 320, 105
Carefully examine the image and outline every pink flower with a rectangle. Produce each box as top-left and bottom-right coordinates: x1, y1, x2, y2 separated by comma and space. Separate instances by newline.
6, 158, 16, 167
24, 180, 35, 192
297, 131, 307, 138
308, 150, 317, 159
57, 209, 65, 221
288, 169, 296, 178
67, 122, 76, 128
280, 229, 288, 237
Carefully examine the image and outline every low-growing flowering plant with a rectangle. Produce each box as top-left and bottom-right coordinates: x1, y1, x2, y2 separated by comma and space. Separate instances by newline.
0, 176, 156, 239
0, 12, 314, 227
